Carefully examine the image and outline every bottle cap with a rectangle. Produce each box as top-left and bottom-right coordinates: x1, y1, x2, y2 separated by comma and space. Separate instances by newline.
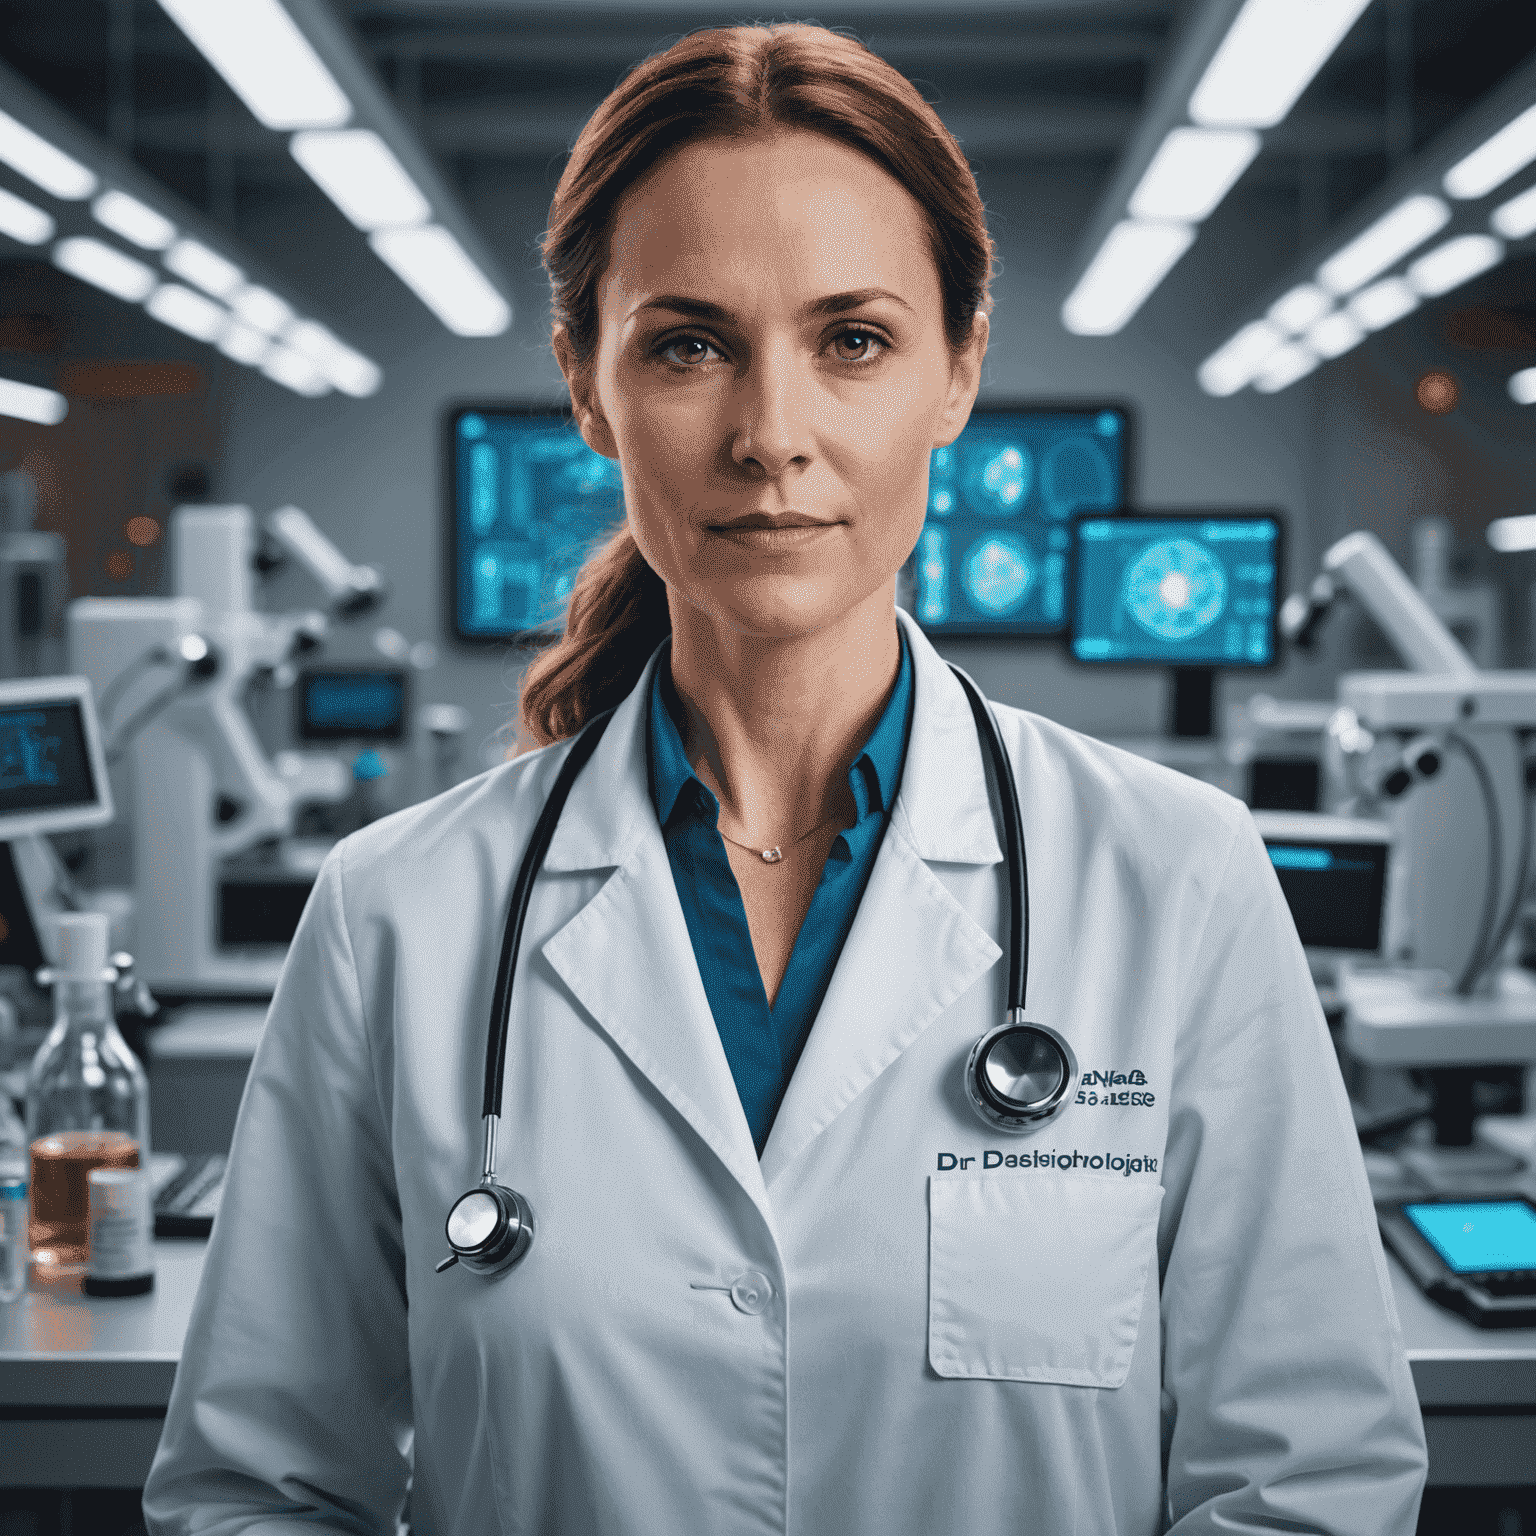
53, 912, 110, 979
1, 1176, 24, 1197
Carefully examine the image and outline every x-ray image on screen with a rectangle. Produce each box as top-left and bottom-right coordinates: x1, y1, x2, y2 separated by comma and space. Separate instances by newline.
450, 408, 627, 641
911, 405, 1128, 636
1070, 513, 1282, 667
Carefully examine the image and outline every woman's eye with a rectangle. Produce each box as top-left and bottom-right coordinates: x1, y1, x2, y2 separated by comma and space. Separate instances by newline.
655, 328, 888, 369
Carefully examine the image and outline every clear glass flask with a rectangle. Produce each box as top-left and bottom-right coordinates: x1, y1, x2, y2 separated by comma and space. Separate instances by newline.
25, 913, 150, 1277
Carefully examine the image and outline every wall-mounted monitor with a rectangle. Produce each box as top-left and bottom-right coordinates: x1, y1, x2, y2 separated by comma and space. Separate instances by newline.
1068, 510, 1284, 668
909, 403, 1131, 637
447, 405, 626, 644
296, 667, 409, 742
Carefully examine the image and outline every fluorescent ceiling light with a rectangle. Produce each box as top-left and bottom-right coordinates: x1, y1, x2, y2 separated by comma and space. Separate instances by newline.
92, 190, 176, 251
1188, 0, 1375, 130
1508, 367, 1536, 407
0, 108, 97, 199
290, 129, 432, 232
146, 283, 228, 343
53, 236, 157, 302
1268, 283, 1331, 335
1126, 127, 1261, 223
369, 225, 513, 338
164, 238, 244, 300
1252, 342, 1320, 393
0, 187, 54, 246
219, 321, 271, 367
285, 319, 382, 397
1348, 276, 1419, 332
1198, 318, 1285, 396
1488, 509, 1536, 550
1444, 103, 1536, 202
1316, 194, 1450, 296
1491, 183, 1536, 241
0, 376, 67, 427
1407, 233, 1504, 298
1061, 220, 1196, 336
232, 286, 293, 335
154, 0, 351, 130
1305, 310, 1365, 359
262, 345, 332, 397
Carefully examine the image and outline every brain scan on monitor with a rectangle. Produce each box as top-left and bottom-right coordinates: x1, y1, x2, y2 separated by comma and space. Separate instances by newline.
1123, 539, 1228, 642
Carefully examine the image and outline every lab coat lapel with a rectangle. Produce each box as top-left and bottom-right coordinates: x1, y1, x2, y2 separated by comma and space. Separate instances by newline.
759, 610, 1006, 1186
539, 642, 774, 1227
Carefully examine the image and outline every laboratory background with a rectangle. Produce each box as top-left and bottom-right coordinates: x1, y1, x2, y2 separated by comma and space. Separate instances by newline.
0, 0, 1533, 1530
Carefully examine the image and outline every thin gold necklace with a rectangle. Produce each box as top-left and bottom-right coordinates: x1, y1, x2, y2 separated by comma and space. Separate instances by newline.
716, 812, 840, 864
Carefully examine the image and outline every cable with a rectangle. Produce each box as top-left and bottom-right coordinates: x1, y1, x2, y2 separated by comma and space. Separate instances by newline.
1466, 733, 1536, 983
1446, 731, 1502, 996
105, 677, 190, 767
98, 646, 174, 730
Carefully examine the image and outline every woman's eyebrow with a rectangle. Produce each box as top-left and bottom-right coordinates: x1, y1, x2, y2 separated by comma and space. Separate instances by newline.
628, 287, 915, 323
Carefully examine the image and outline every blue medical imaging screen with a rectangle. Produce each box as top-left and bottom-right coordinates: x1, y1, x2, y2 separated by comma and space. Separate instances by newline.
911, 406, 1128, 636
0, 700, 97, 814
1405, 1201, 1536, 1274
450, 408, 627, 641
297, 669, 407, 742
1070, 514, 1281, 666
1263, 840, 1388, 952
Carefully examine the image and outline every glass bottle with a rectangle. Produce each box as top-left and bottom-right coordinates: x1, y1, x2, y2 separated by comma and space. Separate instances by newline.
25, 913, 150, 1278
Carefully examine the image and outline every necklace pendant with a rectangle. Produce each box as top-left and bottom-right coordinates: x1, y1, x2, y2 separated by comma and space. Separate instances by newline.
760, 846, 783, 864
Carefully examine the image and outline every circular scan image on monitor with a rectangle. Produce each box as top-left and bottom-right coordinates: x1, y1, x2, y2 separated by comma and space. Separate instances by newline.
1122, 538, 1227, 641
962, 442, 1032, 517
963, 533, 1035, 617
1041, 436, 1115, 520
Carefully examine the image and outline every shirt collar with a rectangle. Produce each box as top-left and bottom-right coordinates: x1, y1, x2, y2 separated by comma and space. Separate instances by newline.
648, 621, 914, 832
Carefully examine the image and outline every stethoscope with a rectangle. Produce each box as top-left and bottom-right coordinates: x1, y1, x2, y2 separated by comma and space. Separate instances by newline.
437, 662, 1077, 1279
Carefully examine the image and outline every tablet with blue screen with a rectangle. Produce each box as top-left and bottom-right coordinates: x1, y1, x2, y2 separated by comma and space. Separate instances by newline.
1377, 1194, 1536, 1329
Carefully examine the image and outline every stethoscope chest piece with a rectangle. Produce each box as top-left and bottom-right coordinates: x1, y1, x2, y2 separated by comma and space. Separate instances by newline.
965, 1019, 1077, 1135
438, 1182, 534, 1277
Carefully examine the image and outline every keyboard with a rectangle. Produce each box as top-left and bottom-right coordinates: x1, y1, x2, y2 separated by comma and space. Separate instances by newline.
150, 1151, 226, 1238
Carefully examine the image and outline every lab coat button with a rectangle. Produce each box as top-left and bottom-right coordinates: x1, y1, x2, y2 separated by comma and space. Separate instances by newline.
730, 1271, 774, 1315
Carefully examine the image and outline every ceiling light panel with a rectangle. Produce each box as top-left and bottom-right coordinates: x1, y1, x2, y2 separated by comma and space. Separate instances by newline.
1509, 368, 1536, 406
0, 107, 97, 199
1252, 342, 1321, 393
154, 0, 351, 131
369, 225, 513, 338
1188, 0, 1375, 130
290, 129, 432, 232
1267, 283, 1332, 335
1127, 127, 1261, 223
1061, 221, 1197, 336
93, 190, 177, 251
0, 187, 54, 246
1488, 511, 1536, 549
54, 237, 157, 302
1316, 194, 1450, 295
0, 377, 67, 427
1347, 276, 1419, 332
146, 283, 228, 343
1198, 319, 1286, 397
219, 322, 272, 367
1443, 102, 1536, 202
1492, 183, 1536, 241
262, 346, 332, 397
164, 238, 244, 299
1305, 311, 1365, 359
232, 286, 294, 336
1407, 234, 1504, 297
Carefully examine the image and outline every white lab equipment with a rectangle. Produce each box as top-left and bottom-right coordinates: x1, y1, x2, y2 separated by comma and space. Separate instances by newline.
70, 506, 355, 996
1408, 516, 1501, 671
141, 608, 1426, 1535
0, 470, 68, 682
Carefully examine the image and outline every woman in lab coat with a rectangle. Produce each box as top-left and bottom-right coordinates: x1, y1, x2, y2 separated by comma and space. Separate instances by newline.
143, 21, 1427, 1536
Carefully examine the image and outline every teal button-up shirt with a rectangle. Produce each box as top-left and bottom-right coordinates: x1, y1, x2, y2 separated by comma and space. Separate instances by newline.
646, 626, 915, 1155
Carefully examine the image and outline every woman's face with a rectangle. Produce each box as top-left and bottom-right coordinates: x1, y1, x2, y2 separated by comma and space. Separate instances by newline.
554, 128, 988, 642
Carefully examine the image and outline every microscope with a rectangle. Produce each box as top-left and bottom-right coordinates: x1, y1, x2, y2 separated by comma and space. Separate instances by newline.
1282, 529, 1536, 1192
68, 505, 386, 997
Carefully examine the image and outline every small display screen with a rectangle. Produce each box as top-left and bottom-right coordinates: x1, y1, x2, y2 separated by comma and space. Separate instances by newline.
0, 700, 98, 815
911, 406, 1129, 636
1070, 514, 1281, 666
298, 670, 407, 741
1264, 839, 1389, 952
1405, 1200, 1536, 1274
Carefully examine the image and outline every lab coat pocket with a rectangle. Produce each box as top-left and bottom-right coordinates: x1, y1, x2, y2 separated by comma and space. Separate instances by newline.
928, 1171, 1163, 1388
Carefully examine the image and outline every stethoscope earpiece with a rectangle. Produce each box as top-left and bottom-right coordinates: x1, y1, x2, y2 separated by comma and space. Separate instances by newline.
965, 1019, 1077, 1135
437, 1181, 535, 1277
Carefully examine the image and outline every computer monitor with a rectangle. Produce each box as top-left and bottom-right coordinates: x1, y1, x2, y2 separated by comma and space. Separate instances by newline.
447, 405, 626, 643
910, 402, 1131, 636
1249, 811, 1392, 957
1069, 510, 1284, 667
296, 667, 409, 743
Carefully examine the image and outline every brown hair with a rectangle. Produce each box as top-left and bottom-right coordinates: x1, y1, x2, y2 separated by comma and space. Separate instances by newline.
515, 20, 998, 750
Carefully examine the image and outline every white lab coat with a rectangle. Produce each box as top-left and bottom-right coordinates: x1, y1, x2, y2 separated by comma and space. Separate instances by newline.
142, 606, 1427, 1536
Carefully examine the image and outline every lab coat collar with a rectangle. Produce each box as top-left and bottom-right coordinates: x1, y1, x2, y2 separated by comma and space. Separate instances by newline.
539, 604, 1006, 1215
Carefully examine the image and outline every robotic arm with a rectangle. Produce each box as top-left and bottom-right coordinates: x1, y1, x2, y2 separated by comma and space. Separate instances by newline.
264, 505, 388, 621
